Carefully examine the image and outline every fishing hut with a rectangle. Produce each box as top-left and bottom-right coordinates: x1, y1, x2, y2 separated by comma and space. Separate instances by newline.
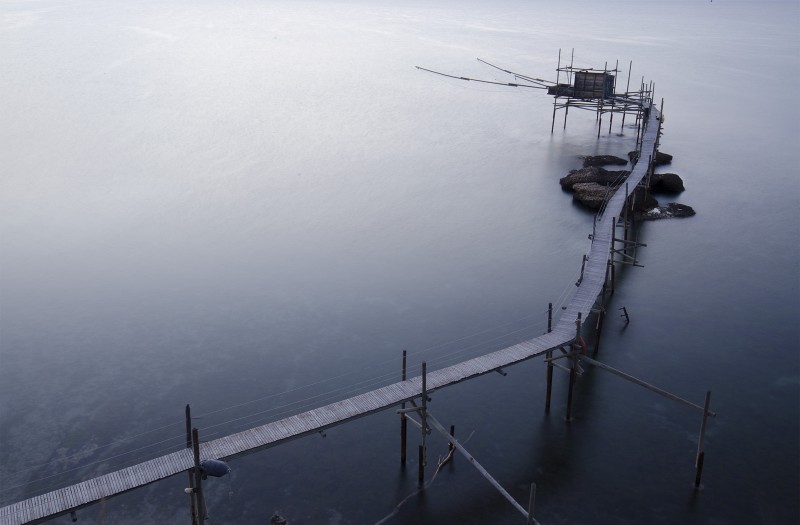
548, 49, 653, 144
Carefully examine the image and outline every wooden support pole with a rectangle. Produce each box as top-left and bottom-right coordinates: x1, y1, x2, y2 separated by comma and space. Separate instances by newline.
185, 405, 198, 525
551, 48, 561, 134
527, 483, 537, 525
593, 308, 606, 356
610, 259, 616, 295
191, 428, 207, 525
400, 350, 407, 465
620, 306, 630, 323
426, 413, 538, 523
545, 304, 554, 414
418, 445, 425, 487
448, 425, 455, 455
419, 361, 428, 486
578, 355, 717, 416
577, 254, 587, 286
566, 313, 582, 421
695, 391, 712, 488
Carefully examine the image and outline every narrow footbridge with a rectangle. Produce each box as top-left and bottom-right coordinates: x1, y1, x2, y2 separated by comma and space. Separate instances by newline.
1, 106, 662, 525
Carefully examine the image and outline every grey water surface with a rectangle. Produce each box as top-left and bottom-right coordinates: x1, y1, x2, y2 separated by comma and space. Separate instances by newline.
1, 0, 798, 523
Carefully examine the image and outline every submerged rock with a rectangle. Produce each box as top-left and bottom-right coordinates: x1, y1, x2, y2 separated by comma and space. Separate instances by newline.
582, 154, 628, 168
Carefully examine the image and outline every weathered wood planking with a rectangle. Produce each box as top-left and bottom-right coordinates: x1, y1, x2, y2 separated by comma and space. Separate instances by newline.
0, 107, 661, 525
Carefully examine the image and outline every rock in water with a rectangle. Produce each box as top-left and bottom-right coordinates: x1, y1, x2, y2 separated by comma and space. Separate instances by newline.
271, 513, 290, 525
582, 155, 628, 167
652, 173, 684, 194
572, 182, 617, 209
639, 202, 695, 220
654, 151, 673, 165
559, 166, 628, 190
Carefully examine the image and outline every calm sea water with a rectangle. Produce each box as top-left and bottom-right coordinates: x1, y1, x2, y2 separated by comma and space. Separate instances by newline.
1, 0, 798, 523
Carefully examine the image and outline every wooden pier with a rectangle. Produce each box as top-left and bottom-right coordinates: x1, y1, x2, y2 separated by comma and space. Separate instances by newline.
0, 105, 663, 525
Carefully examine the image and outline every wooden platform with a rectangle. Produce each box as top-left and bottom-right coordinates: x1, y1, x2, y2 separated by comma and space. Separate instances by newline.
0, 106, 661, 525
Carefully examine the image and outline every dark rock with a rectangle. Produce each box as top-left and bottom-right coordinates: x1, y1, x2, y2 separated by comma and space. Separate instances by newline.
651, 172, 684, 194
582, 155, 628, 168
628, 150, 673, 166
572, 182, 618, 209
637, 202, 695, 221
654, 151, 673, 165
631, 185, 658, 212
560, 166, 628, 190
271, 513, 291, 525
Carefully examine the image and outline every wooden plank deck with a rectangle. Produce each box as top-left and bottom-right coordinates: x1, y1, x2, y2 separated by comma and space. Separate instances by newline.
0, 106, 661, 525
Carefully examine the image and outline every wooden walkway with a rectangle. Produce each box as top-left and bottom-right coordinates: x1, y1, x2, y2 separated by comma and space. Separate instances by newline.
0, 105, 661, 525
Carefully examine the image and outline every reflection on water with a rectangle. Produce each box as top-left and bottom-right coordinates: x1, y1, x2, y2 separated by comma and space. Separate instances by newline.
1, 0, 798, 523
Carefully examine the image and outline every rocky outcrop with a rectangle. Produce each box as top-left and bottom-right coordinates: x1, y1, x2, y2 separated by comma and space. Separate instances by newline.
572, 182, 617, 209
637, 203, 695, 220
582, 155, 628, 168
627, 150, 673, 165
562, 151, 693, 220
560, 166, 628, 190
650, 172, 684, 194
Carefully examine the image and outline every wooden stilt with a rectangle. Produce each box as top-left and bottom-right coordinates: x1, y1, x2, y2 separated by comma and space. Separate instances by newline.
448, 425, 455, 455
527, 483, 537, 525
427, 414, 534, 521
418, 445, 425, 487
566, 314, 582, 421
400, 351, 407, 464
419, 362, 428, 486
545, 304, 554, 414
191, 428, 207, 524
551, 48, 561, 134
593, 308, 606, 355
186, 405, 198, 525
695, 391, 712, 488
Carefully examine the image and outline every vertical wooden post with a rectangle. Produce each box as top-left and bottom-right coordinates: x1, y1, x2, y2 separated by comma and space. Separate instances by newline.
191, 428, 207, 525
400, 350, 407, 464
527, 483, 537, 525
593, 308, 605, 356
610, 218, 617, 294
545, 303, 554, 414
611, 262, 616, 294
186, 405, 198, 525
418, 445, 425, 487
621, 60, 632, 133
623, 183, 629, 257
551, 48, 561, 134
566, 314, 582, 421
419, 362, 428, 486
694, 391, 712, 489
